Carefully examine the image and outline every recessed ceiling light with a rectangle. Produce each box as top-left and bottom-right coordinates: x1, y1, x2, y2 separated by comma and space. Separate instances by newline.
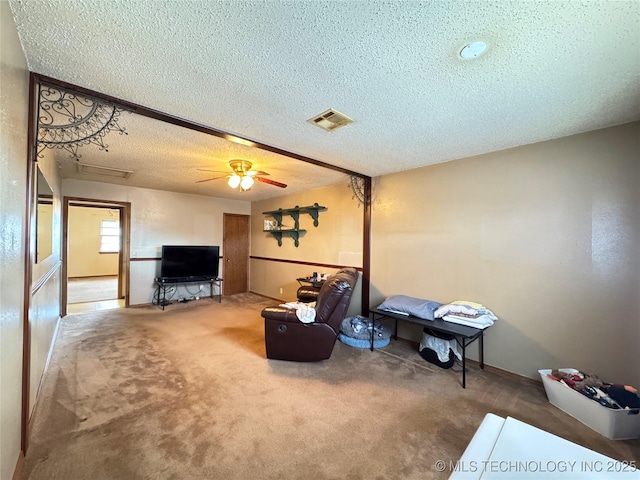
459, 41, 487, 60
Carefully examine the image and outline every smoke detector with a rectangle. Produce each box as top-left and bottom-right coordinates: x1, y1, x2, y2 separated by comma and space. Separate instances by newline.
459, 41, 487, 60
308, 109, 354, 131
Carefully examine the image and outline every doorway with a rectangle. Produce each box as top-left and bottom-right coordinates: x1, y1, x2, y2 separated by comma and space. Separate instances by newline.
62, 197, 131, 315
222, 213, 250, 295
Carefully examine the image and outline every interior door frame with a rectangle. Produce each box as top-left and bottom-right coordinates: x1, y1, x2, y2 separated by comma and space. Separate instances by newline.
62, 197, 131, 313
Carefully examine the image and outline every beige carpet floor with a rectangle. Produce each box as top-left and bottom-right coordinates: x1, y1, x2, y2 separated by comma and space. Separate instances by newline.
21, 293, 639, 479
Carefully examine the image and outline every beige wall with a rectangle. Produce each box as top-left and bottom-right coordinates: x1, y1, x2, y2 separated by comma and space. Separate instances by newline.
62, 179, 251, 305
68, 206, 120, 277
250, 181, 364, 315
1, 1, 29, 477
371, 122, 640, 386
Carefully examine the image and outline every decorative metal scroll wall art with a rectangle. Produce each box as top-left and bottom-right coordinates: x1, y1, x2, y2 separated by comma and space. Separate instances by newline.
36, 84, 128, 160
348, 175, 366, 207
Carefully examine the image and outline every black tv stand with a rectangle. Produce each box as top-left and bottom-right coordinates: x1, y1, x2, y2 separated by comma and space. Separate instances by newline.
154, 277, 223, 310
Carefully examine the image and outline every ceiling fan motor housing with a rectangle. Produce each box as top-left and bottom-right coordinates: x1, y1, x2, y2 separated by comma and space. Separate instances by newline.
230, 159, 252, 173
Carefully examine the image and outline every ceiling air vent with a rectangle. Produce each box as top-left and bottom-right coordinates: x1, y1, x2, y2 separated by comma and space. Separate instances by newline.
77, 162, 133, 179
307, 109, 354, 131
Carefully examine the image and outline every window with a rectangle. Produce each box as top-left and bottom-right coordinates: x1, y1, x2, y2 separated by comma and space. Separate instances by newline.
100, 220, 120, 253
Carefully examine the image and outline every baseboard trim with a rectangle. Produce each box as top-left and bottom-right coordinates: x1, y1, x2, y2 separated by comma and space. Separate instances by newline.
128, 302, 153, 308
465, 359, 543, 386
12, 451, 24, 480
249, 291, 284, 303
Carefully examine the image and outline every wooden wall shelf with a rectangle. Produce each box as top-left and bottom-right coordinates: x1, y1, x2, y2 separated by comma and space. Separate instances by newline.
263, 203, 327, 247
264, 229, 307, 247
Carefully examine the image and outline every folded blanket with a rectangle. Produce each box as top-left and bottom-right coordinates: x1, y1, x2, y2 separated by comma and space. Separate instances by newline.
435, 301, 497, 321
450, 300, 484, 310
279, 301, 317, 323
443, 314, 494, 329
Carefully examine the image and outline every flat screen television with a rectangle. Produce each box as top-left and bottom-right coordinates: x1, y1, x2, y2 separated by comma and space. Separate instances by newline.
160, 245, 220, 282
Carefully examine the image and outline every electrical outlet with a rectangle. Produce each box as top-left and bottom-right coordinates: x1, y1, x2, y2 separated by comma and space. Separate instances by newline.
199, 284, 204, 291
279, 287, 283, 294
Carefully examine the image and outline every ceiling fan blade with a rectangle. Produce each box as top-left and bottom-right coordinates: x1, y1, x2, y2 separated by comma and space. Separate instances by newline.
257, 177, 287, 188
196, 169, 228, 173
196, 175, 227, 183
244, 170, 269, 177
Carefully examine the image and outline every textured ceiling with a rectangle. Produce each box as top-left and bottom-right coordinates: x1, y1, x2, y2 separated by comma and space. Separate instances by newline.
9, 0, 640, 199
48, 107, 349, 202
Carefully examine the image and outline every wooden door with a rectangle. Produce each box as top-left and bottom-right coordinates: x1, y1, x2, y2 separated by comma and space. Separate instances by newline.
222, 214, 250, 295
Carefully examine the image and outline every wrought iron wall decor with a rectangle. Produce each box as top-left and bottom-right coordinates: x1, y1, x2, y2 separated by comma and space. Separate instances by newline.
36, 84, 128, 160
348, 175, 366, 207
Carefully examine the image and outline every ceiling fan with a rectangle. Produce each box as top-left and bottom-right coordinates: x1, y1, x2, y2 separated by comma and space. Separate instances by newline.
196, 159, 287, 191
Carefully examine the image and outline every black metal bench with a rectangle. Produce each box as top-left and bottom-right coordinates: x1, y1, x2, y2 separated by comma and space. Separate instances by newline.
369, 308, 489, 388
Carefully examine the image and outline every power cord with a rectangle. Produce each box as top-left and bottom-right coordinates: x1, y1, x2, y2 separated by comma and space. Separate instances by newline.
152, 285, 176, 305
185, 284, 203, 296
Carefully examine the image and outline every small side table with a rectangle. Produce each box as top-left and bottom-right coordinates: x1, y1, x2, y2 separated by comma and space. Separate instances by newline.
295, 278, 324, 303
296, 277, 325, 288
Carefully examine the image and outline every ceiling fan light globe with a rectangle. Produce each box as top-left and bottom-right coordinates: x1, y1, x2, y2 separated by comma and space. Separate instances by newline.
240, 175, 254, 190
228, 174, 241, 188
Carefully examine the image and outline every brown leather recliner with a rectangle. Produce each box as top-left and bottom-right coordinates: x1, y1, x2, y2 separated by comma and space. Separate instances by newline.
262, 268, 358, 362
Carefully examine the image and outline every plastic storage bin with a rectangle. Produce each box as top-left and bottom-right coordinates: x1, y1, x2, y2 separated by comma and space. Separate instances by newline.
539, 368, 640, 440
